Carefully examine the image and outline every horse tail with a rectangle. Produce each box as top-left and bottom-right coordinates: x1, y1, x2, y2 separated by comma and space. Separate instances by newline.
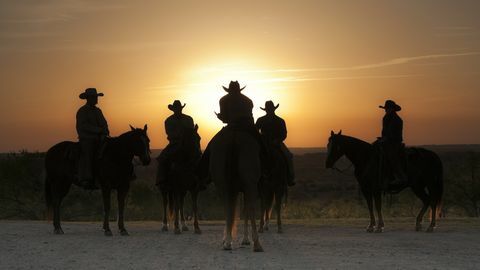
435, 157, 444, 218
168, 191, 175, 221
45, 173, 53, 221
283, 184, 289, 209
226, 136, 238, 238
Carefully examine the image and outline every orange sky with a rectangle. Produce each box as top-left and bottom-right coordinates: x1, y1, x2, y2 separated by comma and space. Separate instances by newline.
1, 0, 480, 151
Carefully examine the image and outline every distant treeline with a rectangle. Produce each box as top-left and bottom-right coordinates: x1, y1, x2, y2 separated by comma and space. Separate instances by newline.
0, 149, 479, 220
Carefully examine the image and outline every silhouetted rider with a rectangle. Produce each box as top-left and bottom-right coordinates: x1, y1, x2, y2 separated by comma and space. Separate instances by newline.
215, 81, 254, 125
378, 100, 407, 187
156, 100, 195, 188
256, 101, 295, 186
76, 88, 109, 190
198, 81, 268, 185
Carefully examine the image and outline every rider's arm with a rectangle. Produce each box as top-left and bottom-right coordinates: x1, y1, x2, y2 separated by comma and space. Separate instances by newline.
279, 118, 287, 141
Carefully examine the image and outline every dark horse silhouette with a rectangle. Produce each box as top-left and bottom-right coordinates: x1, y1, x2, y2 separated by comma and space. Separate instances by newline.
325, 131, 443, 233
45, 125, 151, 235
259, 146, 288, 234
157, 125, 202, 234
209, 127, 264, 252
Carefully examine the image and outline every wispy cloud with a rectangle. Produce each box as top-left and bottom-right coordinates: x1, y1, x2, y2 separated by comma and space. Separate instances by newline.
147, 74, 421, 91
204, 52, 480, 75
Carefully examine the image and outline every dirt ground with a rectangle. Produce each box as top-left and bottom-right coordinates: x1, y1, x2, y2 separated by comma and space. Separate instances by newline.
1, 219, 480, 270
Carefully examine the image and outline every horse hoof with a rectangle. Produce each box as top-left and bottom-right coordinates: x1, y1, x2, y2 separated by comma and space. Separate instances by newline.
104, 230, 113, 237
241, 239, 251, 246
415, 224, 422, 232
182, 225, 189, 232
161, 225, 168, 232
120, 230, 129, 236
374, 227, 384, 233
194, 228, 202, 234
366, 226, 374, 233
253, 242, 264, 252
53, 228, 64, 235
223, 242, 232, 251
174, 228, 181, 235
426, 226, 435, 233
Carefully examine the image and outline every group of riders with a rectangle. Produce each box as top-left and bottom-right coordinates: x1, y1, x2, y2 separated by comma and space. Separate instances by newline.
75, 82, 407, 191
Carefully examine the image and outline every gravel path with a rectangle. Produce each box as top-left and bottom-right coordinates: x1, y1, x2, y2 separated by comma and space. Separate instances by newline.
1, 220, 480, 270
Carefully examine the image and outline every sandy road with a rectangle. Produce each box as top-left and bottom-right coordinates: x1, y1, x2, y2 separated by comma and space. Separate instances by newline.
1, 220, 480, 270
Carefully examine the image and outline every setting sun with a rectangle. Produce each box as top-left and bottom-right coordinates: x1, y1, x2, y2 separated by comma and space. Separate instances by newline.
147, 60, 296, 147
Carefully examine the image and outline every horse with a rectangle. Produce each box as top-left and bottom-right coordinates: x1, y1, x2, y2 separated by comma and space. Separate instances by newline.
45, 125, 151, 235
325, 130, 443, 233
208, 127, 264, 252
157, 125, 202, 234
259, 145, 288, 234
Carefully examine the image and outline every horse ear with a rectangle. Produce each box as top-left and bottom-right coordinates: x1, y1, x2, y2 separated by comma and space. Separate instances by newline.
330, 130, 334, 136
130, 125, 135, 131
144, 124, 148, 131
338, 130, 342, 135
194, 124, 198, 131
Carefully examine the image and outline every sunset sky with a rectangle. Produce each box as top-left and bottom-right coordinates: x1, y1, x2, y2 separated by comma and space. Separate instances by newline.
1, 0, 479, 151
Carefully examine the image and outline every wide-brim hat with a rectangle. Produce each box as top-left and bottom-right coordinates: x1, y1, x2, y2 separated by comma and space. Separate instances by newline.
222, 81, 246, 93
168, 100, 186, 111
261, 100, 279, 111
79, 88, 104, 99
379, 100, 401, 112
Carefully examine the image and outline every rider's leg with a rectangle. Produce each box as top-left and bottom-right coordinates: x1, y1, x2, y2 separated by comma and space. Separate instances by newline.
387, 143, 408, 186
79, 139, 98, 190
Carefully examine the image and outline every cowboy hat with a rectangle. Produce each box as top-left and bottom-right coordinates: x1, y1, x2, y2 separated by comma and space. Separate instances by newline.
168, 100, 186, 111
79, 88, 104, 99
379, 100, 401, 112
222, 81, 246, 93
260, 100, 279, 111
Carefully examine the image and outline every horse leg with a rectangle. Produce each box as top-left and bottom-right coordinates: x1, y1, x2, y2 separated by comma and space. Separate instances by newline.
412, 188, 430, 231
52, 198, 64, 235
275, 192, 283, 234
102, 188, 112, 236
374, 192, 384, 233
362, 188, 375, 233
191, 191, 201, 234
246, 192, 263, 252
241, 198, 251, 246
117, 188, 129, 236
173, 193, 181, 235
161, 191, 169, 232
258, 190, 266, 233
223, 192, 237, 251
426, 200, 438, 233
264, 191, 274, 232
180, 192, 189, 231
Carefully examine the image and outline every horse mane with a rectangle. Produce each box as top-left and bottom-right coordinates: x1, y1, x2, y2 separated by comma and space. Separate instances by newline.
338, 134, 372, 149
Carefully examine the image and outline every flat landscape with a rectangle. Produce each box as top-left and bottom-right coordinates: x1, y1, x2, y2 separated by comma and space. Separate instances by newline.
1, 219, 480, 270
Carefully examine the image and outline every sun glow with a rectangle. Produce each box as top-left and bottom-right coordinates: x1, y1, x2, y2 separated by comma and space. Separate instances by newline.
152, 60, 295, 146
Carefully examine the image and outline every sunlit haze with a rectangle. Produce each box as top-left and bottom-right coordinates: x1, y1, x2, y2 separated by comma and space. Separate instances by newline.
1, 0, 479, 151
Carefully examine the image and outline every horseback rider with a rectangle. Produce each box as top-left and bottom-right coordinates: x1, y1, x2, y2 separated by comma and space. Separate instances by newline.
76, 88, 109, 190
256, 101, 296, 186
156, 100, 195, 189
198, 81, 269, 185
377, 100, 407, 188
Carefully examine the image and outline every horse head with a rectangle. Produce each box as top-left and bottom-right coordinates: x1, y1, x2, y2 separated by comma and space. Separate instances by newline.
128, 124, 151, 165
179, 124, 202, 163
325, 130, 344, 169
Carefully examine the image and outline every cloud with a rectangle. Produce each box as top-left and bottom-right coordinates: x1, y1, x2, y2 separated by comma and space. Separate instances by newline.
210, 52, 480, 74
